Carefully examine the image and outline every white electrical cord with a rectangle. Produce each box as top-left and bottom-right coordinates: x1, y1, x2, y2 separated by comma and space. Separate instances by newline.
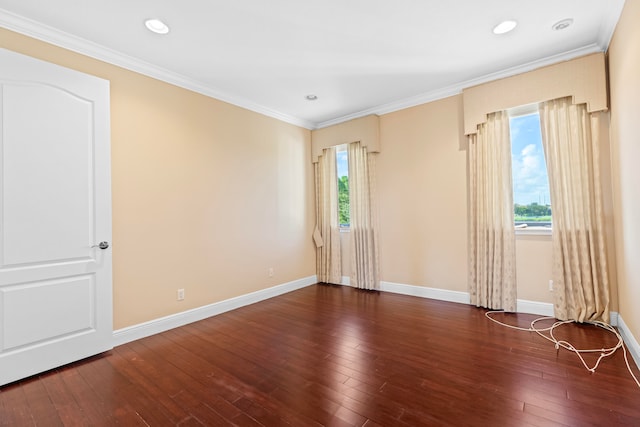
485, 311, 640, 388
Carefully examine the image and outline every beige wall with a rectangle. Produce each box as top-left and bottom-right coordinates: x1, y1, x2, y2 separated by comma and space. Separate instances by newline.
377, 96, 468, 291
608, 0, 640, 339
0, 29, 316, 329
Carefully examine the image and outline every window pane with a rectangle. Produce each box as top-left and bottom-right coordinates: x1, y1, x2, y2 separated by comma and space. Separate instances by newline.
510, 113, 552, 226
336, 149, 349, 227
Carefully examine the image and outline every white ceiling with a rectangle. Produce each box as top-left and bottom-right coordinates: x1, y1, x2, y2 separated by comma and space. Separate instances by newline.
0, 0, 625, 129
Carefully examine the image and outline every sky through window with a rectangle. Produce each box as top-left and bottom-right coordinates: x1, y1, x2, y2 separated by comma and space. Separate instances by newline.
510, 113, 551, 206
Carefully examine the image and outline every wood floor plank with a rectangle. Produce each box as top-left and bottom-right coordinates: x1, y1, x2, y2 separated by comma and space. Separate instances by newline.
39, 370, 93, 427
109, 347, 193, 424
56, 365, 118, 426
1, 284, 639, 426
75, 353, 158, 426
0, 382, 35, 426
21, 375, 64, 427
156, 331, 323, 427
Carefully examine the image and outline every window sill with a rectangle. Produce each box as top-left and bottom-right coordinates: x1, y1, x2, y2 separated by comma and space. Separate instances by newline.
515, 226, 552, 236
339, 227, 350, 233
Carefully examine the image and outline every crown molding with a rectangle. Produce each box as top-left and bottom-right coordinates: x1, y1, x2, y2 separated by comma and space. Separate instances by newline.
315, 43, 604, 129
0, 9, 316, 130
597, 0, 625, 50
1, 8, 613, 131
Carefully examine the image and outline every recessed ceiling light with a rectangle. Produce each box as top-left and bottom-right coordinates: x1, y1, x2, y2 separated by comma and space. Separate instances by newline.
305, 94, 318, 101
493, 20, 518, 35
552, 18, 574, 31
145, 18, 170, 35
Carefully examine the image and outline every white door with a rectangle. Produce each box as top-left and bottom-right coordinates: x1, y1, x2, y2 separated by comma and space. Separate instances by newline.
0, 48, 112, 386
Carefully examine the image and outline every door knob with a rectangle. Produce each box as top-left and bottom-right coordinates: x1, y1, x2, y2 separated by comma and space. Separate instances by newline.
92, 241, 109, 250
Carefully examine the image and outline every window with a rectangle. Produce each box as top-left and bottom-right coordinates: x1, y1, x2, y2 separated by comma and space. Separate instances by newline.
509, 107, 552, 228
336, 145, 349, 227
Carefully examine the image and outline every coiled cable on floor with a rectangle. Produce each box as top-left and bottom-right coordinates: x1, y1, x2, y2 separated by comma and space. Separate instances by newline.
485, 311, 640, 388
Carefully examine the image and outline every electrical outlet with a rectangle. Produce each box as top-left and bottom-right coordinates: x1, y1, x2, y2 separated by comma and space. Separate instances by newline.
177, 288, 185, 301
548, 280, 554, 292
268, 267, 274, 277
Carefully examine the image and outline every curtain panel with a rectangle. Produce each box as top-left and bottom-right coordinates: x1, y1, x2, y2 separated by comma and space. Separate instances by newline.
314, 147, 342, 284
539, 97, 610, 323
468, 111, 517, 311
348, 142, 380, 290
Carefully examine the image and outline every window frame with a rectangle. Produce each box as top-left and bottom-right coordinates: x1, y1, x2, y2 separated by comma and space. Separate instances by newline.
336, 144, 350, 230
508, 104, 552, 236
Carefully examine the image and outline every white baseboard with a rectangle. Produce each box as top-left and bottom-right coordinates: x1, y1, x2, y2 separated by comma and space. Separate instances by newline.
325, 281, 624, 330
378, 281, 580, 320
610, 311, 619, 327
617, 313, 640, 370
112, 275, 317, 347
516, 299, 554, 317
380, 281, 471, 305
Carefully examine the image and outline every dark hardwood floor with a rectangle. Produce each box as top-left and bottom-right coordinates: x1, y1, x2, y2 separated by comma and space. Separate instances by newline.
2, 284, 640, 426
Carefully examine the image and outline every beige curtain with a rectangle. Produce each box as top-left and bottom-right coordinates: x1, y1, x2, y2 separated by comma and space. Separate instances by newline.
468, 111, 517, 311
315, 147, 342, 284
539, 97, 609, 323
348, 142, 380, 290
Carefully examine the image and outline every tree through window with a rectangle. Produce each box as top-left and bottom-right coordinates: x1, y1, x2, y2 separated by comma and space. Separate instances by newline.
336, 146, 349, 227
